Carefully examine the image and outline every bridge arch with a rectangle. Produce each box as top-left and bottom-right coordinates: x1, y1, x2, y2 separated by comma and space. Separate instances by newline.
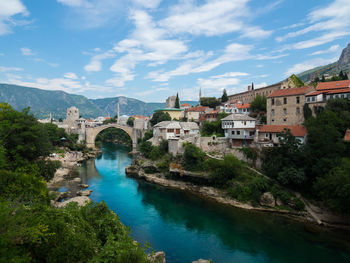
85, 124, 138, 151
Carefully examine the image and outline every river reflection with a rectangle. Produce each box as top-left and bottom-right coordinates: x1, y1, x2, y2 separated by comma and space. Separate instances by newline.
79, 143, 350, 263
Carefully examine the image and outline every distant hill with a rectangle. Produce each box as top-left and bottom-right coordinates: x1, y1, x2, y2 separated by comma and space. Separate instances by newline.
91, 97, 198, 117
0, 83, 197, 119
298, 43, 350, 82
0, 84, 105, 119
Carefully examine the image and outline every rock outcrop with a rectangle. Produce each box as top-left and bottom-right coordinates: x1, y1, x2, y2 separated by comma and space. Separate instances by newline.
54, 196, 91, 208
77, 189, 92, 196
192, 260, 211, 263
260, 192, 275, 208
338, 43, 350, 69
147, 251, 166, 263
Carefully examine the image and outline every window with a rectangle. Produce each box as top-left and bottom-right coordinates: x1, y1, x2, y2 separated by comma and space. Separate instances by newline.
272, 98, 275, 105
307, 97, 310, 102
237, 131, 240, 135
312, 96, 315, 102
284, 98, 287, 104
231, 131, 235, 135
167, 129, 174, 132
272, 119, 274, 122
296, 97, 300, 104
265, 133, 269, 138
244, 121, 247, 125
296, 107, 300, 115
283, 118, 287, 122
271, 109, 275, 116
249, 131, 255, 136
341, 94, 345, 99
283, 108, 287, 115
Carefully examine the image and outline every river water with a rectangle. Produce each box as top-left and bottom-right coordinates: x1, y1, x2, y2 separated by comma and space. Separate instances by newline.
78, 143, 350, 263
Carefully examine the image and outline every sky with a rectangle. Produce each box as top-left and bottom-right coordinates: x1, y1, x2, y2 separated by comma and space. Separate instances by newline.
0, 0, 349, 102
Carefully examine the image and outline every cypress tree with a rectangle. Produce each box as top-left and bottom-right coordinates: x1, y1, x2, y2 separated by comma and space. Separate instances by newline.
221, 89, 228, 103
175, 93, 180, 108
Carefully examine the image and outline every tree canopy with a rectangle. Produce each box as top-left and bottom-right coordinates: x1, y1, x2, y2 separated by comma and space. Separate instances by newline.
221, 89, 228, 103
250, 95, 266, 113
150, 111, 171, 126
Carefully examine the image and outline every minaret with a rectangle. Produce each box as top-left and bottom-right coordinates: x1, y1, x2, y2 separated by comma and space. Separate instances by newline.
117, 103, 120, 124
199, 88, 202, 105
49, 113, 52, 123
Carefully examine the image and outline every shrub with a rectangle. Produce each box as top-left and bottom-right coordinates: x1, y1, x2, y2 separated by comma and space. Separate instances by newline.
183, 144, 206, 171
292, 198, 305, 211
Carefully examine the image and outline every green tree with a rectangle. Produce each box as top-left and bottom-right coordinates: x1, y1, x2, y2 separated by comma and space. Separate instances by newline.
183, 144, 206, 171
200, 97, 220, 108
303, 104, 312, 120
127, 117, 135, 127
221, 89, 228, 103
250, 95, 266, 113
0, 103, 51, 167
314, 158, 350, 214
150, 111, 171, 126
175, 93, 180, 108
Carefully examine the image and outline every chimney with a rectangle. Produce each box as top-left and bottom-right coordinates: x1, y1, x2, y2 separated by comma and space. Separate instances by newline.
248, 85, 251, 91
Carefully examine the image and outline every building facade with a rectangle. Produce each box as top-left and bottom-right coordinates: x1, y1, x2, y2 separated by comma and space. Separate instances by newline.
267, 86, 313, 125
221, 114, 256, 147
256, 125, 307, 147
152, 121, 199, 144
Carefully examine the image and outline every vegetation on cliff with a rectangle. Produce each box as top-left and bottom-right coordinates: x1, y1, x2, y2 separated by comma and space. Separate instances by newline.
0, 103, 153, 262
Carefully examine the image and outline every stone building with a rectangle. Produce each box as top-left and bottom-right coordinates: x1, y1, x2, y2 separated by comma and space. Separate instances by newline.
228, 76, 302, 104
64, 106, 80, 128
185, 106, 211, 122
256, 125, 307, 147
228, 82, 281, 104
166, 95, 177, 108
267, 86, 313, 125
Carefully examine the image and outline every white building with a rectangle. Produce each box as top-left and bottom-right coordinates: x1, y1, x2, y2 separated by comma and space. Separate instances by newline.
152, 121, 199, 144
221, 114, 256, 147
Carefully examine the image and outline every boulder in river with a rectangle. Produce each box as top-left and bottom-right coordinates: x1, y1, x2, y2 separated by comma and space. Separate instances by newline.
79, 184, 89, 188
77, 189, 92, 196
260, 192, 275, 207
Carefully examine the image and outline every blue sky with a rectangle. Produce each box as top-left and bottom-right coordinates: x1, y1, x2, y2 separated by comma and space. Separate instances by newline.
0, 0, 349, 102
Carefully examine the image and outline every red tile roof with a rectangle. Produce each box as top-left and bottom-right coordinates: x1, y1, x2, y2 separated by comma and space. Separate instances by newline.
268, 86, 312, 98
181, 103, 190, 107
259, 125, 307, 137
187, 106, 209, 112
316, 80, 350, 91
344, 130, 350, 142
236, 103, 250, 109
326, 87, 350, 94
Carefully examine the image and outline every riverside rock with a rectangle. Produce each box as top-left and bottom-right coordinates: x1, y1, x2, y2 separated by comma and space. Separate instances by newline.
77, 189, 92, 196
260, 192, 275, 208
147, 251, 166, 263
192, 260, 211, 263
55, 196, 91, 208
79, 184, 89, 188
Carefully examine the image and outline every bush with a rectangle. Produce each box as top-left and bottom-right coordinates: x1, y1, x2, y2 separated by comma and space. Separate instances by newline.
292, 198, 305, 211
36, 160, 61, 181
183, 144, 206, 171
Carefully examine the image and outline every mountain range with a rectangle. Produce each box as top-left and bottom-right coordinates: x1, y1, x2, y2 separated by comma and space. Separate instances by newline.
297, 43, 350, 82
0, 83, 197, 119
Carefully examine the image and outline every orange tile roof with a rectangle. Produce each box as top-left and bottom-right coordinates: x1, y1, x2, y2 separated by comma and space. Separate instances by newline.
236, 103, 250, 109
326, 87, 350, 94
268, 86, 312, 98
259, 125, 307, 137
316, 80, 350, 91
344, 130, 350, 142
187, 106, 209, 112
181, 103, 190, 106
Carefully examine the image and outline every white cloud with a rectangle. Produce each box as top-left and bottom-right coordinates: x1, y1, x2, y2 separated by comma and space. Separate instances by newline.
132, 0, 162, 9
57, 0, 87, 7
20, 47, 34, 56
284, 57, 337, 76
160, 0, 271, 38
0, 0, 28, 35
277, 0, 350, 49
311, 44, 340, 56
57, 0, 125, 29
0, 66, 23, 72
64, 72, 78, 79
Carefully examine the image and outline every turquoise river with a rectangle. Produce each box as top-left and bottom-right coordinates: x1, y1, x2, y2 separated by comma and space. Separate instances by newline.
78, 143, 350, 263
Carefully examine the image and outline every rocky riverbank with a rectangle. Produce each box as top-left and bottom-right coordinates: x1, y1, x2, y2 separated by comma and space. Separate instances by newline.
48, 149, 101, 207
126, 157, 350, 231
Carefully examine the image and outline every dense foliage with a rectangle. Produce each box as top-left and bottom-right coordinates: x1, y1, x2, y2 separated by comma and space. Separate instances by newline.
201, 112, 228, 137
263, 98, 350, 214
0, 103, 152, 262
127, 117, 135, 127
150, 111, 171, 126
250, 95, 267, 113
200, 97, 221, 108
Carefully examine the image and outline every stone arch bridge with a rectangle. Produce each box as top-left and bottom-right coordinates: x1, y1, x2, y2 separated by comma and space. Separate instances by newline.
85, 124, 142, 151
